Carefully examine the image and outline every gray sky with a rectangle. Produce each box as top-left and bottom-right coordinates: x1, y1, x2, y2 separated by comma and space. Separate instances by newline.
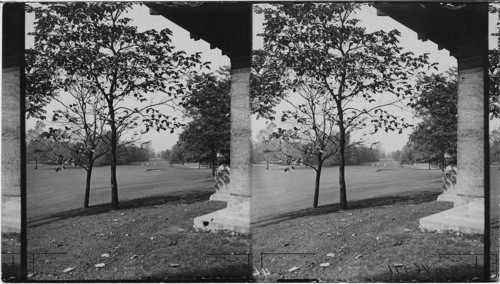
26, 3, 499, 153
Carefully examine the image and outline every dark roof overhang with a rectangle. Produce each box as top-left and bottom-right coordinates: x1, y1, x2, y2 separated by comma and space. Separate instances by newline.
145, 2, 252, 69
374, 3, 487, 65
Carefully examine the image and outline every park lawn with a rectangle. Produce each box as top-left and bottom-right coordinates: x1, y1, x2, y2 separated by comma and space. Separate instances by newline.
252, 163, 498, 282
27, 162, 251, 281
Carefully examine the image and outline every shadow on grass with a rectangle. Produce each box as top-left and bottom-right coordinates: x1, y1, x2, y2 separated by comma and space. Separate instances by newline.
253, 190, 442, 228
143, 263, 252, 282
28, 189, 213, 228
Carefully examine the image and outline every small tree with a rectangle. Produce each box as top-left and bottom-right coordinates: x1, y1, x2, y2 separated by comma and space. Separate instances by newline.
270, 81, 341, 208
253, 122, 282, 169
46, 78, 112, 208
28, 3, 207, 209
257, 3, 431, 208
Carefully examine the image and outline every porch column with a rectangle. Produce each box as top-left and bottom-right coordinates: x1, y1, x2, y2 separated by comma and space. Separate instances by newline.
420, 46, 487, 234
192, 64, 251, 233
455, 64, 485, 203
228, 66, 252, 206
2, 3, 23, 235
2, 66, 22, 234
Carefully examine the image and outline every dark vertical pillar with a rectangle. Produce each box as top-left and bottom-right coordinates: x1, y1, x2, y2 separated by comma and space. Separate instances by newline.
2, 3, 25, 280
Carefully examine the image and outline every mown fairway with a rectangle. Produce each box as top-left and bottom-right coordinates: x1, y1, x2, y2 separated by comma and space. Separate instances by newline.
27, 161, 214, 221
252, 161, 444, 223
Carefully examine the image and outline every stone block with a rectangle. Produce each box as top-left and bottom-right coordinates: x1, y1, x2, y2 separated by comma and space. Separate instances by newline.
193, 201, 249, 234
419, 200, 484, 234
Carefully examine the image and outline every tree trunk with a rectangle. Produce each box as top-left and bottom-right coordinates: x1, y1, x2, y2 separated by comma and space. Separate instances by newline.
338, 114, 348, 209
428, 163, 431, 170
110, 110, 119, 209
84, 153, 94, 208
35, 159, 38, 170
199, 162, 201, 169
266, 161, 269, 170
313, 156, 323, 208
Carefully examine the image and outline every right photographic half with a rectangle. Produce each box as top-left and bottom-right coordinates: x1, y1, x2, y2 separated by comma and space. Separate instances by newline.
250, 3, 499, 282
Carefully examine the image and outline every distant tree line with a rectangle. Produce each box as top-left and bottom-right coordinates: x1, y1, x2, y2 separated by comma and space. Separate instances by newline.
27, 134, 153, 167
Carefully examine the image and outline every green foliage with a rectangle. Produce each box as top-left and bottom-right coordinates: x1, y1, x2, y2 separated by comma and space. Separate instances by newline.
269, 80, 340, 171
26, 2, 206, 133
26, 2, 207, 208
169, 144, 186, 165
255, 3, 431, 208
98, 144, 149, 166
252, 122, 285, 165
407, 72, 457, 169
400, 144, 416, 165
176, 68, 231, 168
388, 149, 402, 161
256, 3, 431, 134
160, 149, 171, 161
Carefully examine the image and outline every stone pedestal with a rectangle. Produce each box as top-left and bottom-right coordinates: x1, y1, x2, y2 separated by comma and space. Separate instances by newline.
193, 67, 251, 233
420, 200, 484, 234
420, 66, 485, 234
193, 201, 250, 234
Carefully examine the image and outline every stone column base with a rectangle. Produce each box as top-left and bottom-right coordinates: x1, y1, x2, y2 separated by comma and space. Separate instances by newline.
419, 199, 484, 234
436, 193, 458, 203
193, 201, 250, 234
2, 196, 21, 233
209, 192, 230, 203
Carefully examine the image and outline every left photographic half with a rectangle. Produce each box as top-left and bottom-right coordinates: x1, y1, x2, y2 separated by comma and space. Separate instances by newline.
2, 3, 24, 281
23, 2, 251, 281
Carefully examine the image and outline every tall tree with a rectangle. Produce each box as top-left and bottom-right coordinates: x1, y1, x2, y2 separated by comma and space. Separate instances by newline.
177, 68, 231, 176
256, 3, 430, 208
407, 72, 457, 170
28, 3, 207, 209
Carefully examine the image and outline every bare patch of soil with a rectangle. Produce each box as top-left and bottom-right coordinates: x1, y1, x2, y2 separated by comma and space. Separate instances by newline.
28, 197, 251, 281
253, 193, 493, 282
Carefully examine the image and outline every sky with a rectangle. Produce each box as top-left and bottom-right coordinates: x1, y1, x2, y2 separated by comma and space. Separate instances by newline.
25, 3, 499, 153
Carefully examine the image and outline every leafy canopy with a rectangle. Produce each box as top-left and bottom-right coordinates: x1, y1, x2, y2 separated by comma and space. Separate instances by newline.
26, 2, 209, 132
255, 3, 433, 134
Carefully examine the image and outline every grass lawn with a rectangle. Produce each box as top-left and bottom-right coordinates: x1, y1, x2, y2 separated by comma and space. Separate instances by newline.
27, 161, 251, 281
252, 162, 499, 282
